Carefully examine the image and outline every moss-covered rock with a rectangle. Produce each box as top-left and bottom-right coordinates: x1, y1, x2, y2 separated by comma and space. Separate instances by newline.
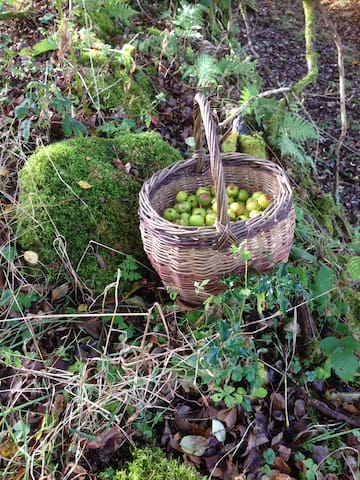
99, 447, 206, 480
79, 49, 154, 117
17, 133, 182, 292
239, 133, 268, 158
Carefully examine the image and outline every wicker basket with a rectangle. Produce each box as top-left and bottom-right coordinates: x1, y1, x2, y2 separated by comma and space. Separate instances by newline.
139, 93, 295, 305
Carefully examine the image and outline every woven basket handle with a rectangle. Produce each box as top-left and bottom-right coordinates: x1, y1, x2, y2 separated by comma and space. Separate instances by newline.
193, 93, 238, 247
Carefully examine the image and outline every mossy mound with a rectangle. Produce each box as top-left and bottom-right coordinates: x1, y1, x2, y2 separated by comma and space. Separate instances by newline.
239, 133, 268, 158
79, 49, 153, 116
99, 447, 206, 480
17, 133, 182, 293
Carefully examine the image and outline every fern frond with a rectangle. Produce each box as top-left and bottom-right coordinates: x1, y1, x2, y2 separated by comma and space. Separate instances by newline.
107, 0, 137, 22
195, 54, 220, 87
281, 112, 318, 142
276, 131, 304, 161
174, 2, 206, 39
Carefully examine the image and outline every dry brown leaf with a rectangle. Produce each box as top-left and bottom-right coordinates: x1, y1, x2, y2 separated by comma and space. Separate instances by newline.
217, 406, 237, 429
273, 456, 291, 474
51, 284, 69, 303
79, 317, 102, 338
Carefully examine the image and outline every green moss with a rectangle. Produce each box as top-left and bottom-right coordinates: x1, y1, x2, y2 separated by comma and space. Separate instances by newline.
17, 133, 182, 293
239, 133, 268, 158
79, 51, 154, 116
99, 447, 206, 480
220, 131, 239, 153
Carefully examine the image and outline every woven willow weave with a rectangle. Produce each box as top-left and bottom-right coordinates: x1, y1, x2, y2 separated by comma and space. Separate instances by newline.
139, 93, 295, 305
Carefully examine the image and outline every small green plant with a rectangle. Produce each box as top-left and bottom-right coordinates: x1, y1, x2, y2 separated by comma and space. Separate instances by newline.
319, 335, 360, 382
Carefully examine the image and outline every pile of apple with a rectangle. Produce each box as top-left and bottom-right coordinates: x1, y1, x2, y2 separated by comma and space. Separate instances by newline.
162, 183, 272, 226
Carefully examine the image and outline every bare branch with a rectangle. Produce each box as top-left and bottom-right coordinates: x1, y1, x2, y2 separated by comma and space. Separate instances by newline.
317, 1, 347, 203
219, 87, 291, 130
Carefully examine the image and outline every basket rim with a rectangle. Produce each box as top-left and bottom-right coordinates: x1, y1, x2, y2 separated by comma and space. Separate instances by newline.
139, 152, 294, 247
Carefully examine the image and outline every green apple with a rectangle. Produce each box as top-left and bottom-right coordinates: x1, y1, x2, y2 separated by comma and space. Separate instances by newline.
239, 214, 249, 221
163, 207, 178, 222
205, 212, 216, 226
257, 193, 272, 209
176, 190, 188, 202
189, 214, 205, 226
210, 185, 216, 197
192, 207, 206, 217
251, 191, 263, 200
178, 217, 190, 226
212, 201, 217, 213
196, 186, 210, 197
228, 208, 237, 221
238, 189, 249, 201
187, 194, 199, 208
226, 183, 239, 197
180, 212, 191, 221
246, 198, 259, 211
176, 201, 191, 213
198, 192, 212, 207
229, 201, 245, 216
249, 209, 262, 218
227, 196, 235, 205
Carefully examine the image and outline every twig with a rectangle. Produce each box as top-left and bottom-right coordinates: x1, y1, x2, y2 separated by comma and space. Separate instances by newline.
309, 398, 360, 427
316, 1, 347, 203
219, 87, 291, 130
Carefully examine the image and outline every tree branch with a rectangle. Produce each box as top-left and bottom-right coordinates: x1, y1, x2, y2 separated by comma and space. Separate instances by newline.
316, 1, 347, 203
219, 87, 291, 130
293, 0, 319, 96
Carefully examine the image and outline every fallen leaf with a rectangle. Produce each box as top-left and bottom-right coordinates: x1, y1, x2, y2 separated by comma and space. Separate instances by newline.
77, 180, 92, 189
51, 284, 69, 302
180, 435, 208, 456
273, 456, 291, 474
0, 439, 17, 458
0, 167, 10, 177
86, 425, 123, 451
78, 317, 102, 339
23, 250, 39, 265
217, 407, 237, 429
212, 419, 226, 443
